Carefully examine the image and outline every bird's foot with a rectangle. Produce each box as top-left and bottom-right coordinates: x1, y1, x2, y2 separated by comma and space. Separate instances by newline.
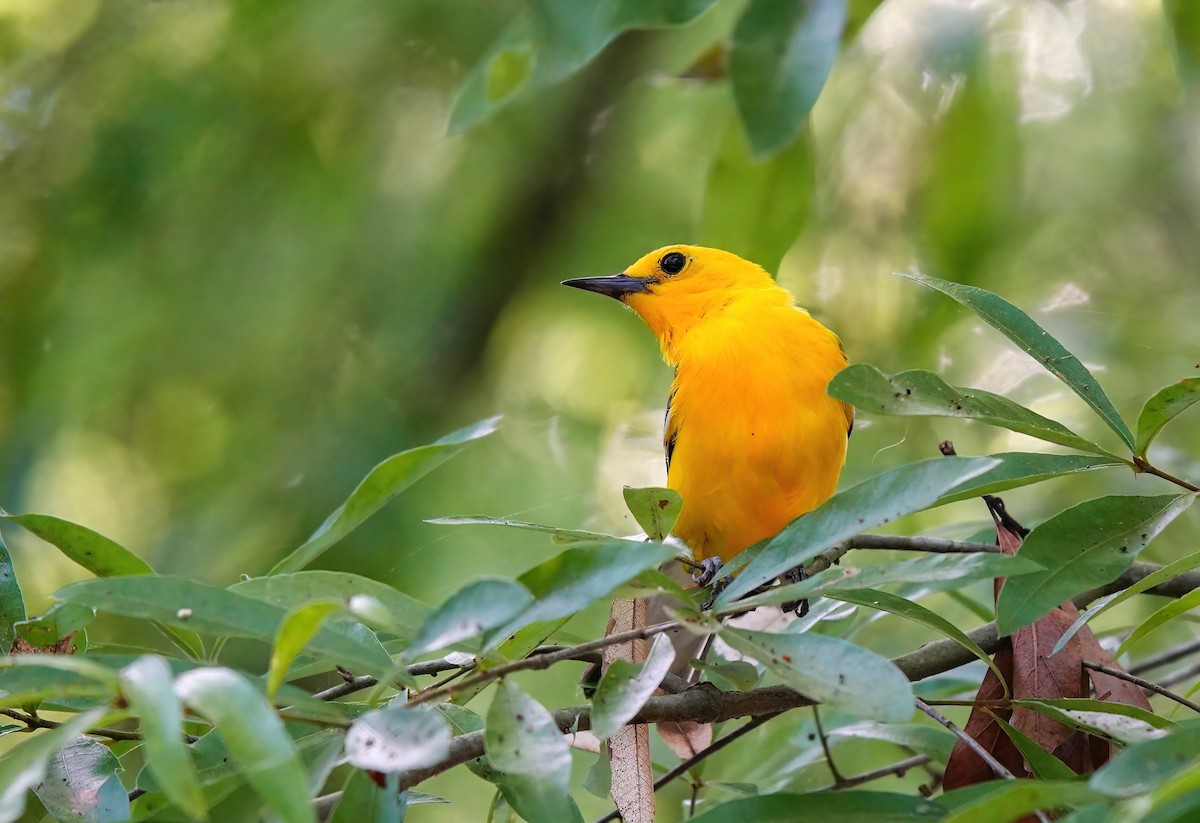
700, 574, 734, 611
780, 564, 810, 617
691, 556, 725, 587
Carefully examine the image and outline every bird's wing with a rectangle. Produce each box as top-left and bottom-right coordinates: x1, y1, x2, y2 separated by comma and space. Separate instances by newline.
664, 386, 679, 473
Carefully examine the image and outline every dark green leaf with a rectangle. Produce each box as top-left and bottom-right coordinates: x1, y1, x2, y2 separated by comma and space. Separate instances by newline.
34, 734, 130, 823
717, 456, 999, 604
0, 530, 24, 654
1055, 547, 1200, 655
730, 0, 846, 157
1014, 698, 1175, 733
175, 667, 315, 823
689, 791, 948, 822
996, 494, 1194, 634
0, 512, 153, 577
989, 714, 1077, 780
485, 680, 576, 823
1165, 0, 1200, 81
690, 658, 761, 691
718, 627, 913, 721
486, 540, 677, 645
0, 656, 118, 708
270, 416, 500, 574
57, 576, 394, 678
825, 588, 1009, 688
12, 603, 93, 653
621, 486, 682, 541
345, 705, 451, 772
408, 578, 533, 657
120, 656, 208, 820
329, 771, 405, 823
899, 272, 1134, 449
941, 781, 1102, 823
700, 120, 814, 274
935, 452, 1126, 506
449, 0, 719, 134
831, 721, 955, 763
829, 365, 1110, 455
590, 633, 675, 739
1135, 377, 1200, 456
232, 571, 428, 638
0, 709, 106, 823
425, 515, 617, 545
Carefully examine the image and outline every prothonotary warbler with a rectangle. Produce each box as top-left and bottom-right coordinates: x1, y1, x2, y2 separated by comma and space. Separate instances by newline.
564, 245, 853, 584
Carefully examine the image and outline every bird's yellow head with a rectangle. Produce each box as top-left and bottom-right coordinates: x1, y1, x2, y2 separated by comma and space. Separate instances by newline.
563, 245, 788, 362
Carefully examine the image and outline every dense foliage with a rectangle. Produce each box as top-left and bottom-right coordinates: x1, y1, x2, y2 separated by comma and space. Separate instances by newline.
3, 1, 1200, 822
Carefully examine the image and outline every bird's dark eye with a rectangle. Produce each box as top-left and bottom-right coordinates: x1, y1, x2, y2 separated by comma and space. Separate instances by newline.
659, 252, 687, 275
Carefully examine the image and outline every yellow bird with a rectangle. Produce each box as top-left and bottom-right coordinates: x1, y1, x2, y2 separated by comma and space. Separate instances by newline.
564, 245, 853, 582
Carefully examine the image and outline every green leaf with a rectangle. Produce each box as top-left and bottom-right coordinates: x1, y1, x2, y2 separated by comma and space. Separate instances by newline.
828, 365, 1111, 455
268, 601, 341, 698
590, 633, 675, 740
486, 540, 678, 645
1115, 586, 1200, 657
12, 603, 93, 653
120, 656, 208, 820
1135, 377, 1200, 456
941, 781, 1103, 823
34, 734, 130, 823
345, 704, 451, 772
174, 667, 315, 823
621, 486, 682, 541
1166, 0, 1200, 81
57, 576, 394, 678
689, 791, 948, 822
831, 721, 956, 763
0, 529, 25, 654
700, 119, 815, 274
718, 627, 913, 722
0, 709, 106, 823
425, 515, 617, 545
725, 552, 1039, 612
690, 658, 761, 691
1091, 725, 1200, 797
232, 571, 428, 639
485, 680, 576, 823
452, 617, 572, 707
729, 0, 846, 157
996, 494, 1194, 634
825, 588, 1010, 691
1014, 698, 1175, 733
270, 416, 500, 575
935, 452, 1127, 506
0, 655, 119, 707
717, 456, 999, 604
329, 770, 405, 823
1054, 547, 1200, 655
408, 578, 533, 657
899, 272, 1135, 449
989, 714, 1077, 780
0, 512, 154, 577
448, 0, 719, 134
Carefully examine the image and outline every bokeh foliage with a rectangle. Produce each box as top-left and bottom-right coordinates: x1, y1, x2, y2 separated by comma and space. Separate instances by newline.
3, 0, 1200, 821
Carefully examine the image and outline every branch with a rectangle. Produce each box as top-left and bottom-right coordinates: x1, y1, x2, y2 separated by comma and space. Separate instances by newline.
388, 556, 1200, 791
1130, 637, 1200, 675
816, 754, 932, 792
1082, 660, 1200, 714
0, 708, 146, 743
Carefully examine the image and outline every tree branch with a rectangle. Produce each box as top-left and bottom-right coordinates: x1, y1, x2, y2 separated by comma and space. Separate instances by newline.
1082, 660, 1200, 714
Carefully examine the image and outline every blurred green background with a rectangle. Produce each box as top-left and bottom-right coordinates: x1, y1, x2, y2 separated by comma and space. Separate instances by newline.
4, 0, 1200, 818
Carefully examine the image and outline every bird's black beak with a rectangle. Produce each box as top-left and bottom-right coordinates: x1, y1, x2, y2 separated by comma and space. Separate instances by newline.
561, 273, 651, 300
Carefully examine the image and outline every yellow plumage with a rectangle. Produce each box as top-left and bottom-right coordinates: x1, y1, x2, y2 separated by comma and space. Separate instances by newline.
565, 245, 852, 563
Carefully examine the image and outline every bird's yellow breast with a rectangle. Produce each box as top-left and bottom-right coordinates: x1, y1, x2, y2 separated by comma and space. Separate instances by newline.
664, 299, 850, 561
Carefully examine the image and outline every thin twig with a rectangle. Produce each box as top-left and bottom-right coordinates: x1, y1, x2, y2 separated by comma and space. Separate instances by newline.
408, 620, 682, 707
591, 712, 782, 823
1130, 637, 1200, 675
1133, 456, 1200, 493
0, 708, 146, 743
812, 706, 846, 786
1083, 660, 1200, 714
914, 698, 1015, 780
815, 754, 932, 792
